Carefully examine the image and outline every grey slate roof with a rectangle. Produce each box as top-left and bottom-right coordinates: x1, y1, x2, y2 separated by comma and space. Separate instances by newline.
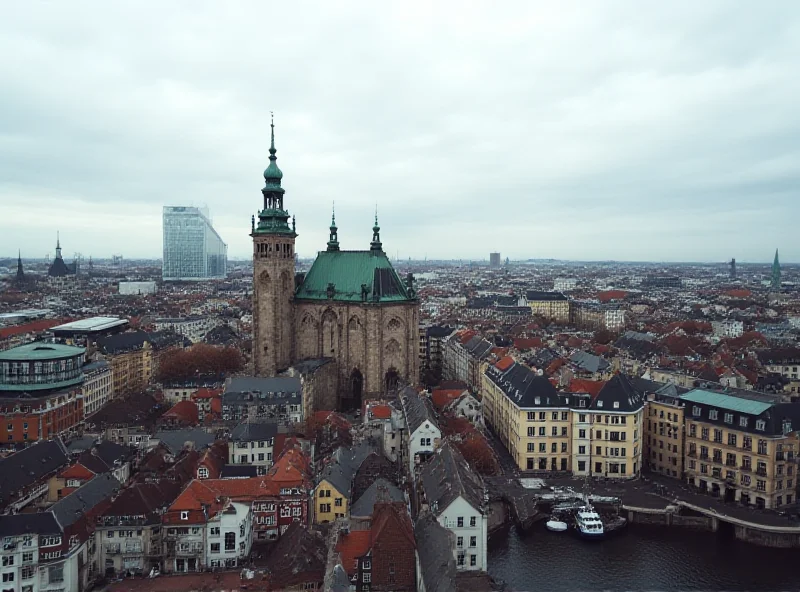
317, 441, 374, 499
51, 473, 121, 527
66, 435, 97, 454
230, 421, 278, 443
414, 512, 458, 592
592, 374, 646, 413
570, 350, 610, 374
330, 564, 352, 592
350, 478, 404, 518
0, 512, 61, 538
400, 386, 439, 435
419, 441, 485, 516
464, 336, 493, 360
223, 376, 302, 406
484, 362, 567, 408
220, 464, 259, 479
154, 428, 216, 455
0, 439, 69, 508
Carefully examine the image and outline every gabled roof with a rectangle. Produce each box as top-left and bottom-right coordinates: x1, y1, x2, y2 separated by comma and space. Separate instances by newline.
400, 386, 439, 435
335, 529, 372, 576
371, 501, 415, 550
154, 428, 216, 455
350, 478, 405, 518
264, 522, 327, 588
414, 512, 457, 592
295, 250, 414, 303
485, 362, 565, 408
51, 473, 121, 527
0, 512, 61, 538
0, 439, 69, 508
592, 373, 646, 412
102, 481, 183, 520
570, 350, 610, 374
230, 421, 278, 443
266, 442, 312, 487
317, 442, 374, 499
419, 442, 484, 516
160, 400, 199, 425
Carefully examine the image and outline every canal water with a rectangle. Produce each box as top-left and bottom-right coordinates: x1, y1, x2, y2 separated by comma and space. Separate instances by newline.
489, 523, 800, 591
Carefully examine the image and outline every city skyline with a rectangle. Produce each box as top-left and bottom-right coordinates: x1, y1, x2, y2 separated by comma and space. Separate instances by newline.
2, 2, 799, 261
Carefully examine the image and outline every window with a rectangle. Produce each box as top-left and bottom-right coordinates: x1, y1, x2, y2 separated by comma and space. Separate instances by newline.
22, 553, 32, 564
2, 573, 14, 582
561, 427, 568, 437
758, 440, 768, 455
579, 429, 586, 439
709, 410, 718, 420
701, 427, 709, 441
41, 536, 61, 547
48, 564, 64, 583
470, 516, 476, 527
756, 420, 766, 431
692, 406, 701, 417
561, 412, 569, 421
597, 401, 603, 408
1, 556, 13, 566
197, 467, 209, 479
470, 554, 477, 566
713, 429, 722, 443
180, 511, 189, 520
527, 427, 535, 438
469, 536, 477, 547
579, 446, 586, 454
579, 414, 586, 423
739, 416, 748, 428
258, 453, 265, 461
552, 426, 558, 436
743, 436, 752, 450
728, 433, 737, 447
724, 413, 733, 424
613, 402, 620, 409
538, 427, 545, 436
539, 443, 546, 453
578, 461, 586, 471
334, 498, 343, 507
363, 573, 371, 583
689, 424, 696, 437
457, 517, 464, 527
552, 412, 558, 421
319, 503, 331, 513
211, 543, 220, 553
551, 443, 557, 453
561, 442, 568, 453
527, 412, 535, 421
539, 412, 546, 421
224, 532, 236, 551
527, 443, 535, 452
457, 536, 464, 548
210, 527, 220, 536
756, 480, 766, 492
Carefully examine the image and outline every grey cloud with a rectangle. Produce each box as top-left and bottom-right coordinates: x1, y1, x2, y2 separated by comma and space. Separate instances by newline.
1, 1, 799, 262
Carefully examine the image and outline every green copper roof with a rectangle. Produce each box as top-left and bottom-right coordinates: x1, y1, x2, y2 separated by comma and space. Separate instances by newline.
253, 208, 296, 236
295, 250, 415, 303
0, 342, 86, 361
0, 376, 83, 392
679, 389, 773, 415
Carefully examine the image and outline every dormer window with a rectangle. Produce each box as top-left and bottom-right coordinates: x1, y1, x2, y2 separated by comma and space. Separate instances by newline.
756, 420, 766, 431
692, 406, 701, 417
180, 511, 189, 520
613, 402, 620, 409
597, 401, 603, 408
197, 467, 209, 479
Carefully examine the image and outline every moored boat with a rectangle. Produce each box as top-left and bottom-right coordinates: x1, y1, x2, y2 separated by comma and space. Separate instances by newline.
546, 519, 569, 532
575, 504, 604, 539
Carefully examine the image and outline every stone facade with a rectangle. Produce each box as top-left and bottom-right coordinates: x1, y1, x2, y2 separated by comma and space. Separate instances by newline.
250, 123, 419, 411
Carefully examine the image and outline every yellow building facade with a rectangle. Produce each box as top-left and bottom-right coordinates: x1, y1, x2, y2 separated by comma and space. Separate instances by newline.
314, 478, 347, 524
483, 362, 645, 478
644, 394, 685, 479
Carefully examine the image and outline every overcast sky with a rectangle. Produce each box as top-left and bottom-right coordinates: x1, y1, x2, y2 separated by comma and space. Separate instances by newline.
1, 1, 798, 263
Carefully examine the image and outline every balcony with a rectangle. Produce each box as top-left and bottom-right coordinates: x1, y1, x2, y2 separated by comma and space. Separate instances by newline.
699, 454, 709, 461
740, 465, 752, 472
756, 468, 768, 477
687, 450, 697, 458
725, 461, 737, 468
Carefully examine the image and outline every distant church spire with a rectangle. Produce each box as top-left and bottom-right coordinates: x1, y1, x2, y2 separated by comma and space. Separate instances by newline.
327, 203, 340, 252
370, 206, 382, 253
772, 249, 781, 290
15, 250, 24, 283
55, 232, 62, 259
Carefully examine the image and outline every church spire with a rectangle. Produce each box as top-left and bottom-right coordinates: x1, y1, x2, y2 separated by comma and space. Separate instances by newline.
55, 232, 62, 259
327, 203, 340, 252
772, 248, 781, 290
254, 113, 294, 237
370, 206, 382, 253
15, 250, 24, 283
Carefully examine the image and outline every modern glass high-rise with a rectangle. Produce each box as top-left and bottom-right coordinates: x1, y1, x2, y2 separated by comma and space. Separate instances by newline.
162, 206, 227, 280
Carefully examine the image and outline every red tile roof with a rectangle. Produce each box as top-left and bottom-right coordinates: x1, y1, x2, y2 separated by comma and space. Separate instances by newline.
197, 440, 227, 479
458, 330, 478, 344
336, 530, 372, 576
368, 404, 392, 420
495, 356, 515, 372
0, 319, 66, 339
58, 463, 96, 480
597, 290, 628, 303
513, 337, 542, 350
431, 389, 465, 410
267, 442, 312, 488
566, 379, 607, 398
192, 387, 223, 400
160, 400, 199, 425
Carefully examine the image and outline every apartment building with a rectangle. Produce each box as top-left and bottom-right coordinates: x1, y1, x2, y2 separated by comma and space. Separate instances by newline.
82, 360, 113, 417
681, 388, 800, 509
483, 359, 645, 478
525, 291, 571, 323
643, 385, 686, 479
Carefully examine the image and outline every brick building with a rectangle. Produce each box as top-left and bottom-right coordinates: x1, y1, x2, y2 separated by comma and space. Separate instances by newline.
0, 342, 86, 444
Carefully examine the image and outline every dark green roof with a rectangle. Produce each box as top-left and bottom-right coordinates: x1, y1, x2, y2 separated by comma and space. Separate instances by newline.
295, 250, 415, 303
0, 342, 85, 361
680, 389, 774, 415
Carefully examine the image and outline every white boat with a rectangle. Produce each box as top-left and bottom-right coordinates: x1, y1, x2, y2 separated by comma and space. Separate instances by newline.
575, 504, 604, 539
546, 519, 568, 532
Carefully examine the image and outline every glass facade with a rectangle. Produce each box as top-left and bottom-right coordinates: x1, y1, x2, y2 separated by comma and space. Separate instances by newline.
163, 206, 228, 280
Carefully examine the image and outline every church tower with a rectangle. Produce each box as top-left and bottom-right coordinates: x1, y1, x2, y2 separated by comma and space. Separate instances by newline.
251, 116, 296, 376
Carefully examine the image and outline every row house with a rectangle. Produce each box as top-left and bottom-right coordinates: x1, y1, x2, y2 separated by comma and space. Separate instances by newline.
643, 383, 687, 479
47, 440, 135, 501
0, 440, 69, 514
482, 359, 646, 479
82, 360, 113, 418
399, 388, 442, 475
227, 421, 278, 474
95, 481, 183, 577
161, 481, 253, 573
418, 443, 488, 571
315, 443, 374, 524
335, 502, 417, 592
222, 377, 303, 426
0, 474, 122, 592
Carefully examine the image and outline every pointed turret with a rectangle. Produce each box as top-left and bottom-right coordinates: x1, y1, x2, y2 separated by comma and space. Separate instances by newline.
370, 207, 382, 253
55, 232, 62, 260
327, 204, 340, 252
772, 249, 781, 290
253, 114, 295, 237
